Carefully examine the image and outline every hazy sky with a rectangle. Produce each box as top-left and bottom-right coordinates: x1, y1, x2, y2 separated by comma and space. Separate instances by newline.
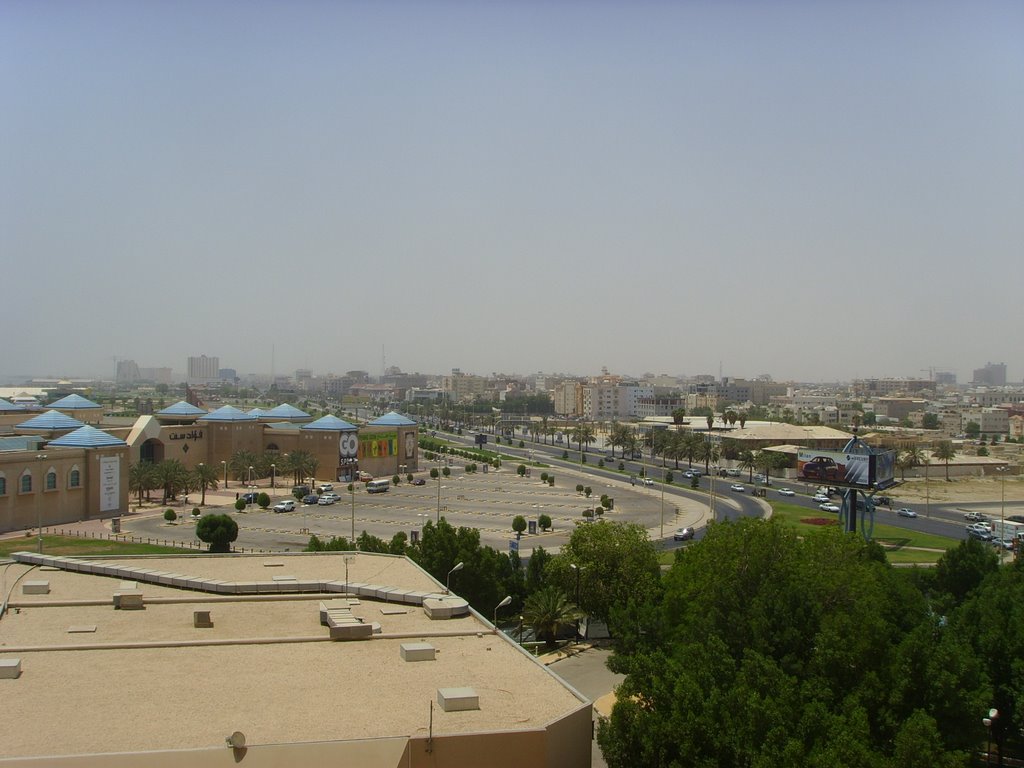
2, 0, 1021, 384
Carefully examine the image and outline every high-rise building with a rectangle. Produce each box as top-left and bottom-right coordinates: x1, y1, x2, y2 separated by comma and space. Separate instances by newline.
972, 362, 1007, 387
187, 355, 220, 385
116, 359, 140, 384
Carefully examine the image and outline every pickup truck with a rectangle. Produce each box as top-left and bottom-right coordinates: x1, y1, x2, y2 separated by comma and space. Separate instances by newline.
965, 511, 989, 522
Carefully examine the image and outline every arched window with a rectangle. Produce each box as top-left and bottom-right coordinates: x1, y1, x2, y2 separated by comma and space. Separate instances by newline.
46, 470, 57, 490
21, 473, 32, 493
69, 468, 81, 488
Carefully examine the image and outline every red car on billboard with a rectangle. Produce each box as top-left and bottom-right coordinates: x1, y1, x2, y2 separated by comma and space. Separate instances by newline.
800, 456, 844, 481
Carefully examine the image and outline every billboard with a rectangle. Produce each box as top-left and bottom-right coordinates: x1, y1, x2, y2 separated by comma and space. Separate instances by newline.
358, 431, 397, 459
797, 449, 897, 490
339, 431, 358, 460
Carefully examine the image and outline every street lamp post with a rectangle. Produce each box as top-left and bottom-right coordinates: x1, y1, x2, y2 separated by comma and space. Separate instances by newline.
349, 482, 356, 541
436, 455, 443, 523
247, 465, 255, 511
710, 465, 717, 522
221, 460, 228, 489
36, 453, 47, 553
446, 561, 464, 594
983, 708, 999, 766
660, 464, 666, 540
493, 595, 512, 631
570, 563, 582, 642
270, 463, 275, 490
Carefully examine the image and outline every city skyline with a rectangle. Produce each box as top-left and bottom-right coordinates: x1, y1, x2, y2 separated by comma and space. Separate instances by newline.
3, 1, 1021, 383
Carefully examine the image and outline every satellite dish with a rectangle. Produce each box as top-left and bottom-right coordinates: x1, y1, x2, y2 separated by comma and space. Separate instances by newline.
226, 731, 246, 749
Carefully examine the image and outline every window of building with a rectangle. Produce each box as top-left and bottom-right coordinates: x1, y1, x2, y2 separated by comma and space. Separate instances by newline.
46, 470, 57, 490
21, 473, 32, 493
69, 468, 81, 488
0, 476, 6, 496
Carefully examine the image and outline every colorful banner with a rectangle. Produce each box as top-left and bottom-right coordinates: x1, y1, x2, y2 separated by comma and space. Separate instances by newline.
358, 432, 397, 459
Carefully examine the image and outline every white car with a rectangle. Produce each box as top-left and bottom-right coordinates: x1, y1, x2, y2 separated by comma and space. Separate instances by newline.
813, 493, 830, 503
819, 503, 841, 513
642, 477, 655, 486
896, 508, 917, 518
777, 488, 795, 497
730, 484, 745, 492
317, 493, 341, 506
273, 500, 296, 513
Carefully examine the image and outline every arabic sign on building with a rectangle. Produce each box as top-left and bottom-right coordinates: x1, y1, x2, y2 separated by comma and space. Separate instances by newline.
358, 432, 397, 459
168, 429, 204, 441
100, 455, 120, 512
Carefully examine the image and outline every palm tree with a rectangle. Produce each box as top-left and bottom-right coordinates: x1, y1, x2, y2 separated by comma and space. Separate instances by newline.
739, 412, 748, 429
738, 450, 756, 483
229, 450, 259, 483
128, 461, 158, 506
155, 459, 191, 503
698, 440, 720, 474
681, 433, 702, 468
522, 586, 582, 650
192, 463, 220, 506
706, 414, 715, 432
570, 424, 595, 453
932, 440, 956, 481
898, 446, 925, 480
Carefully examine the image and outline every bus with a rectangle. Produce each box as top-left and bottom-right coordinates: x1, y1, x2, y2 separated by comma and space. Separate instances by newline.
366, 479, 390, 494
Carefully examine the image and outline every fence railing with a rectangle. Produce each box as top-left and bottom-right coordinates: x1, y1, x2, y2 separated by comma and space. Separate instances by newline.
40, 527, 269, 554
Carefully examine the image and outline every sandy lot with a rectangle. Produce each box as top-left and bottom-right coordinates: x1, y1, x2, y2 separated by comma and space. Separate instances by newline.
890, 475, 1024, 505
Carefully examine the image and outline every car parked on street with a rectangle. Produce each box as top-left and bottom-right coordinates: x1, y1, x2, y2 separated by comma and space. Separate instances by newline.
673, 527, 695, 541
273, 500, 296, 513
967, 523, 992, 540
318, 493, 340, 505
896, 508, 917, 518
777, 488, 795, 496
302, 494, 319, 505
240, 492, 260, 503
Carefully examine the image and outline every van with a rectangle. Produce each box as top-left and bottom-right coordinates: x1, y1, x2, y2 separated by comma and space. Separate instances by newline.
366, 479, 390, 494
292, 484, 310, 497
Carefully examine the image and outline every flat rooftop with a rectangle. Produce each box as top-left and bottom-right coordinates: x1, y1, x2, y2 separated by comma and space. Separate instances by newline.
0, 552, 586, 760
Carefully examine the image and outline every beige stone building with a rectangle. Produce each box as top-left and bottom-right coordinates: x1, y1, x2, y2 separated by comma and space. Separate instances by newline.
0, 396, 420, 534
0, 550, 591, 766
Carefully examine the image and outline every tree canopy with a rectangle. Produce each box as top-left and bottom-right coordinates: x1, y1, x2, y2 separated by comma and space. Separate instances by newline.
598, 518, 991, 767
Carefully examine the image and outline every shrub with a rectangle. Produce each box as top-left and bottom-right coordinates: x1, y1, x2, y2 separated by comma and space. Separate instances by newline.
234, 498, 247, 512
576, 484, 585, 494
598, 459, 605, 468
257, 492, 271, 509
618, 462, 625, 471
191, 508, 201, 518
393, 474, 401, 485
518, 440, 525, 448
547, 476, 554, 486
517, 464, 527, 476
665, 471, 674, 484
430, 468, 439, 479
582, 509, 594, 520
538, 513, 552, 531
581, 455, 587, 464
196, 513, 240, 553
584, 486, 593, 498
164, 509, 177, 522
562, 450, 569, 459
512, 515, 527, 535
541, 472, 549, 483
600, 494, 610, 508
442, 467, 451, 477
690, 476, 699, 489
406, 473, 413, 483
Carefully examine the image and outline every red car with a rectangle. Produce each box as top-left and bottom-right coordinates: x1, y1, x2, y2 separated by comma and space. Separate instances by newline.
800, 456, 843, 481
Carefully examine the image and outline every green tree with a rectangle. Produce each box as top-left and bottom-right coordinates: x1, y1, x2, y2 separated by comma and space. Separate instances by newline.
670, 407, 686, 425
196, 513, 239, 553
922, 413, 940, 430
899, 446, 925, 480
933, 440, 956, 481
964, 421, 981, 439
512, 515, 527, 536
697, 439, 720, 473
538, 513, 552, 532
228, 450, 259, 483
257, 492, 270, 509
597, 519, 974, 767
522, 586, 582, 649
155, 459, 191, 503
570, 423, 595, 453
192, 462, 220, 506
547, 521, 660, 627
163, 509, 177, 522
933, 538, 1000, 608
129, 461, 158, 505
526, 546, 551, 593
738, 449, 757, 482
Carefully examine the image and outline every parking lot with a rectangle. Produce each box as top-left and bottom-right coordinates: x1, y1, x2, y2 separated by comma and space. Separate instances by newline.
122, 465, 708, 555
